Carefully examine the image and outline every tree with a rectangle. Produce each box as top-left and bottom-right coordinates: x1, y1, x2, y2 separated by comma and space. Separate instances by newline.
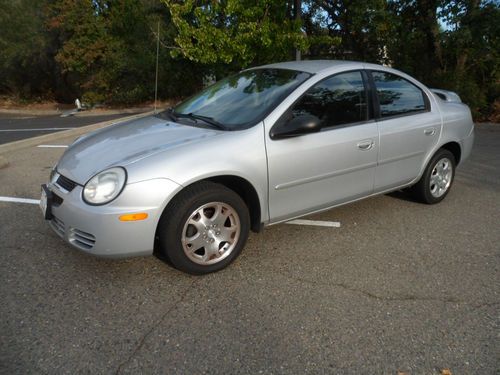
0, 0, 497, 119
0, 0, 54, 99
387, 0, 444, 85
303, 0, 392, 63
438, 0, 500, 117
163, 0, 309, 69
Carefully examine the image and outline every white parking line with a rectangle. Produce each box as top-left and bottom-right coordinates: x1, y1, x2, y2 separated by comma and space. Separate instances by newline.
0, 197, 342, 228
37, 145, 68, 148
0, 196, 40, 205
0, 128, 74, 132
286, 219, 341, 228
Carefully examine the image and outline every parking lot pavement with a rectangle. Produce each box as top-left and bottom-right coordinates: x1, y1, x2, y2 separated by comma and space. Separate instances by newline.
0, 112, 140, 145
0, 124, 499, 374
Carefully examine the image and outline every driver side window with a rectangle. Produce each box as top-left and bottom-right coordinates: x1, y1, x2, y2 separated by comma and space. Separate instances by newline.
291, 71, 369, 128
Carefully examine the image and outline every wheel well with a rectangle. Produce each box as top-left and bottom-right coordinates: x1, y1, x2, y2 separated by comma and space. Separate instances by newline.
441, 142, 461, 165
205, 175, 262, 233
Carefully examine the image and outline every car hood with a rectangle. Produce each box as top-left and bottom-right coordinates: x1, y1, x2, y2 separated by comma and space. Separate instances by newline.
56, 115, 220, 184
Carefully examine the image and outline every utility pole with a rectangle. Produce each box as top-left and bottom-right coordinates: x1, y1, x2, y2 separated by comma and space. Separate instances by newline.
154, 20, 160, 113
295, 0, 301, 61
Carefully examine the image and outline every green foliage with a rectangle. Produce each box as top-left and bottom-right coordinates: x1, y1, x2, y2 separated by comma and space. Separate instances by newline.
0, 0, 53, 98
438, 1, 500, 117
387, 0, 499, 118
303, 0, 393, 63
0, 0, 498, 118
49, 0, 163, 104
163, 0, 309, 67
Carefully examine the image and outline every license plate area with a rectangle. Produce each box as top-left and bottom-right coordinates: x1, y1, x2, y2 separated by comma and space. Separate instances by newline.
40, 184, 53, 220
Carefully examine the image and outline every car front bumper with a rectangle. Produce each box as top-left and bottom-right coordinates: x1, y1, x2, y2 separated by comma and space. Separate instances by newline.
45, 177, 181, 258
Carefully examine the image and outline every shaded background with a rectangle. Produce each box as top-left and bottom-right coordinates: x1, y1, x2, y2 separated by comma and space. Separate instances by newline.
0, 0, 498, 120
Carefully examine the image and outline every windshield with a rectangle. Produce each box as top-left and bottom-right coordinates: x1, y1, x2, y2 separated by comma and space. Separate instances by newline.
173, 68, 312, 129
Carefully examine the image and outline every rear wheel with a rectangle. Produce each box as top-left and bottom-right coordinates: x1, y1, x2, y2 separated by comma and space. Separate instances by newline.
409, 149, 456, 204
157, 181, 250, 274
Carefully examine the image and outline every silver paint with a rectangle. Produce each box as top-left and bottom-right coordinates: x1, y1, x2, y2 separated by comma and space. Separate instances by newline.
44, 60, 474, 258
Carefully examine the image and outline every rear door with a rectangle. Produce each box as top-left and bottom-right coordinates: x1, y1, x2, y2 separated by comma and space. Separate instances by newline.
370, 71, 441, 191
266, 70, 378, 223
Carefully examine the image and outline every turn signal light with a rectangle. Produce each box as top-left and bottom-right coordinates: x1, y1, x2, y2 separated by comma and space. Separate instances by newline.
119, 213, 148, 221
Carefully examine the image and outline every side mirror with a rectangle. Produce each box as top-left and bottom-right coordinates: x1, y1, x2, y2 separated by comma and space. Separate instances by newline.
270, 114, 321, 140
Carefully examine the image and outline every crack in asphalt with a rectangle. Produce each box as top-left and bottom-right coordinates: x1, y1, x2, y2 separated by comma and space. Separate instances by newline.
282, 274, 499, 308
114, 278, 198, 375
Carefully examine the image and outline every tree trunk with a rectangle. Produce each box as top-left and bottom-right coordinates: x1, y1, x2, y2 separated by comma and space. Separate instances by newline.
417, 0, 442, 81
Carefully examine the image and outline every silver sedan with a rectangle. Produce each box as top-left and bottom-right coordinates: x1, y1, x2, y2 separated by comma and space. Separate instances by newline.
41, 60, 474, 274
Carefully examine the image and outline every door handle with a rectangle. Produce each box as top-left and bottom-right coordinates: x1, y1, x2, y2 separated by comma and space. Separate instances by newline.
357, 140, 374, 151
424, 128, 436, 136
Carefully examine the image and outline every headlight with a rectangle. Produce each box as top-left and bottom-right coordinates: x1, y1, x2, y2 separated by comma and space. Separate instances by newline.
83, 167, 127, 205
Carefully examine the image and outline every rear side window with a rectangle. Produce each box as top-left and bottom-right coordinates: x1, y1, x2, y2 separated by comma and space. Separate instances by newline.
291, 71, 369, 128
372, 71, 427, 117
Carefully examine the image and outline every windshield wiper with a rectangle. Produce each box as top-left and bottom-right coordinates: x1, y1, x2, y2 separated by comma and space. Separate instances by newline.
172, 111, 228, 131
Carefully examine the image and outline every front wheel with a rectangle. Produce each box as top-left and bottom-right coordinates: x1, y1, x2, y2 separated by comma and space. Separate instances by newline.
409, 149, 456, 204
157, 181, 250, 274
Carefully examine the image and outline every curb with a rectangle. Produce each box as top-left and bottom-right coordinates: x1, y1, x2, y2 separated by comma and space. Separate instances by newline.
0, 108, 62, 116
0, 106, 158, 117
69, 108, 153, 117
0, 111, 154, 155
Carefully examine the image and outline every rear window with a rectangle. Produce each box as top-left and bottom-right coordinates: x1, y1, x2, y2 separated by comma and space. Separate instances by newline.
372, 71, 427, 117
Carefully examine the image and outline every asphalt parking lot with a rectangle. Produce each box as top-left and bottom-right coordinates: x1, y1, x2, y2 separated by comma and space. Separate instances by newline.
0, 119, 498, 374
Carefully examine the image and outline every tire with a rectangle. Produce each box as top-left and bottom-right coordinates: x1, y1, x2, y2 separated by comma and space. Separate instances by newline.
409, 148, 456, 204
157, 181, 250, 275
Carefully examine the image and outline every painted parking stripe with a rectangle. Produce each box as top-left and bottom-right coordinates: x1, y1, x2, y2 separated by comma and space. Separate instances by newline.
0, 196, 343, 228
37, 145, 68, 148
286, 219, 341, 228
0, 128, 74, 132
0, 196, 40, 205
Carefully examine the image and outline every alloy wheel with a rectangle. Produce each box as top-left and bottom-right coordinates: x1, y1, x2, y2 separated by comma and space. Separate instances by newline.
429, 157, 453, 198
181, 202, 241, 265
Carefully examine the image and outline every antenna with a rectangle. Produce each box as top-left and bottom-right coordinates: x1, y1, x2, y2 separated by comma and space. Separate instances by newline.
154, 20, 160, 113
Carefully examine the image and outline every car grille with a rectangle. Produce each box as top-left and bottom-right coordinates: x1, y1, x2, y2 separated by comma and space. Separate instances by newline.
56, 174, 77, 192
50, 216, 65, 237
69, 228, 96, 250
52, 192, 64, 206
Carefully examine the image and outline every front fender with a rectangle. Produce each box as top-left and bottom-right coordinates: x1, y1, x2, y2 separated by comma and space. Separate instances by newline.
125, 123, 269, 223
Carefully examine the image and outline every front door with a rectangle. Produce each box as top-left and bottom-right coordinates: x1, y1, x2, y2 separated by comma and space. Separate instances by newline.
265, 70, 378, 223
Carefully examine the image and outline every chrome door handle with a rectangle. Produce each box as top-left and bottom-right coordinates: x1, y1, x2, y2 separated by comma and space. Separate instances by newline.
424, 128, 436, 136
357, 140, 374, 151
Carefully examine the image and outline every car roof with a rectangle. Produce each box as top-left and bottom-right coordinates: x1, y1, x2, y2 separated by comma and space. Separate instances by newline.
245, 60, 428, 92
252, 60, 368, 74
